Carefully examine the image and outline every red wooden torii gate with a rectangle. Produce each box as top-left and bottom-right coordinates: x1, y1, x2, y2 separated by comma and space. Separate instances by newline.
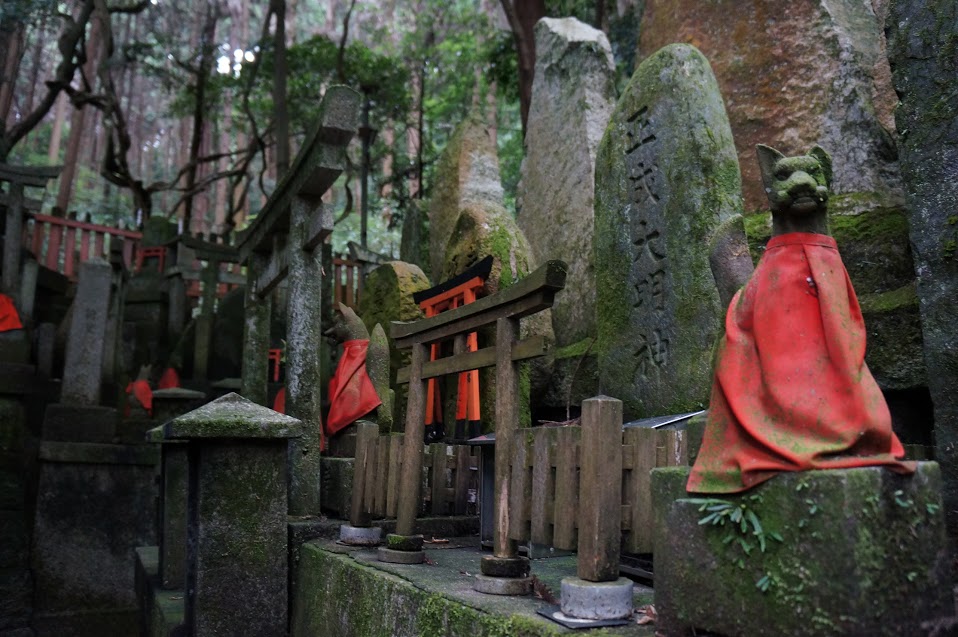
412, 256, 494, 442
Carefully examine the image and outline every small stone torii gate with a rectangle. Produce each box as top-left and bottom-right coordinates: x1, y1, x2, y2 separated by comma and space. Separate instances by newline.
237, 85, 360, 515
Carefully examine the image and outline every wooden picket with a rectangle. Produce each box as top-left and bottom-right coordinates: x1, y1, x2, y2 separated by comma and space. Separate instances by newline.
503, 425, 688, 555
352, 434, 478, 520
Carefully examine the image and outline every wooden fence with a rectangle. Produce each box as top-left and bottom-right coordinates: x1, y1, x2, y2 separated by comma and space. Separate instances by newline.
25, 213, 141, 279
351, 432, 479, 520
332, 253, 362, 309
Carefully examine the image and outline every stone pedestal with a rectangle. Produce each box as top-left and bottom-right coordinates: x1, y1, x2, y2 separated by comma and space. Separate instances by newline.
653, 464, 950, 637
162, 392, 302, 637
151, 387, 206, 425
147, 426, 188, 590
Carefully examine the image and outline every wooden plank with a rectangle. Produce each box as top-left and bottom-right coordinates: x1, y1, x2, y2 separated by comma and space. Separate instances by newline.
363, 436, 379, 517
391, 260, 567, 347
430, 443, 445, 516
507, 431, 531, 543
255, 249, 288, 297
577, 396, 624, 582
531, 428, 557, 547
395, 336, 546, 384
94, 233, 105, 259
552, 426, 580, 550
395, 342, 428, 535
79, 229, 90, 263
349, 422, 378, 527
665, 430, 688, 466
374, 434, 389, 517
63, 226, 76, 278
453, 446, 472, 515
386, 434, 403, 517
45, 225, 62, 271
345, 265, 355, 307
624, 427, 657, 554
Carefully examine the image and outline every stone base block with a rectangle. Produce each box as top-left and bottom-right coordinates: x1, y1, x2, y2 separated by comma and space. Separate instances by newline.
339, 525, 381, 546
473, 574, 532, 596
480, 555, 530, 578
560, 577, 633, 620
377, 547, 425, 564
42, 404, 118, 443
320, 457, 353, 519
653, 463, 950, 637
385, 533, 423, 552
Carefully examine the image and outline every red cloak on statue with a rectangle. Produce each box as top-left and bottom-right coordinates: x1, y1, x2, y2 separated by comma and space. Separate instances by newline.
157, 367, 180, 389
0, 294, 22, 332
326, 339, 382, 437
687, 233, 915, 494
124, 379, 153, 416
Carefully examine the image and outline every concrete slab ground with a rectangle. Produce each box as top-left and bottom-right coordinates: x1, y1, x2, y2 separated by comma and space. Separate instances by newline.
292, 537, 655, 636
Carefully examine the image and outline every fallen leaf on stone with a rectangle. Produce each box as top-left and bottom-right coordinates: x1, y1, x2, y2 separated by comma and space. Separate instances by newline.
459, 570, 472, 576
636, 605, 657, 625
423, 556, 437, 565
531, 575, 559, 605
424, 537, 449, 544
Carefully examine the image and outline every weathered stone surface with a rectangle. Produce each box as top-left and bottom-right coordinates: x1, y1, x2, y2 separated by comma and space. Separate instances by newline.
367, 324, 394, 433
0, 569, 31, 632
517, 17, 616, 348
151, 388, 207, 426
640, 0, 901, 211
189, 441, 289, 636
32, 448, 157, 631
320, 457, 354, 519
162, 392, 302, 440
41, 404, 118, 444
441, 202, 554, 429
61, 259, 112, 406
595, 44, 740, 420
0, 399, 25, 454
141, 217, 178, 247
653, 464, 950, 636
428, 112, 504, 279
887, 0, 958, 535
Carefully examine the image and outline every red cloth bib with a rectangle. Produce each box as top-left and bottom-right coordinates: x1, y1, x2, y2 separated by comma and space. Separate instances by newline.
0, 294, 22, 332
326, 339, 382, 437
157, 367, 180, 389
125, 379, 153, 416
688, 233, 914, 493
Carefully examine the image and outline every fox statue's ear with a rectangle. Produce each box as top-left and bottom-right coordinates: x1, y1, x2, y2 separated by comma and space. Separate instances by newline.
756, 144, 785, 194
808, 145, 832, 187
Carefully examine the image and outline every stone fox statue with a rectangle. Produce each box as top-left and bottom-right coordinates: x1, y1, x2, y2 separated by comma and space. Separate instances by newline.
688, 145, 914, 493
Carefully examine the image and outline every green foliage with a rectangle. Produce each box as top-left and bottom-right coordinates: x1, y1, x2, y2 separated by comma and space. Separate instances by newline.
689, 496, 784, 568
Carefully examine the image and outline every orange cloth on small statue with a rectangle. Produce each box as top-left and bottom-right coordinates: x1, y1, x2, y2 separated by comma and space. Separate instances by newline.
125, 379, 153, 416
0, 294, 22, 331
687, 233, 915, 494
326, 339, 382, 437
157, 367, 180, 389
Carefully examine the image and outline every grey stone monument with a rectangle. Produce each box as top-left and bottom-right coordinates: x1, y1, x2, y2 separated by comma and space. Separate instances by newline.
594, 43, 742, 420
161, 393, 302, 636
518, 17, 616, 348
887, 0, 958, 535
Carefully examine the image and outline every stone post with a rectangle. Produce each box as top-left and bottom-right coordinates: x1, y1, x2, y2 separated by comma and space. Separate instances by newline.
2, 182, 24, 302
193, 258, 219, 381
151, 388, 206, 426
162, 393, 302, 636
474, 317, 532, 595
148, 426, 188, 590
338, 421, 382, 545
18, 257, 38, 325
240, 253, 272, 406
61, 259, 112, 406
560, 396, 632, 620
285, 195, 325, 515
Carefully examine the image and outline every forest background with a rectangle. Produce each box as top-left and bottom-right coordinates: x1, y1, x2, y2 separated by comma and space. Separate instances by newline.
0, 0, 641, 256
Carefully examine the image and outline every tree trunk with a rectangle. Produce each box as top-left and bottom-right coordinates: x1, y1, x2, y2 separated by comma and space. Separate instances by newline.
499, 0, 545, 136
47, 93, 68, 164
271, 0, 290, 177
183, 1, 218, 232
0, 22, 25, 132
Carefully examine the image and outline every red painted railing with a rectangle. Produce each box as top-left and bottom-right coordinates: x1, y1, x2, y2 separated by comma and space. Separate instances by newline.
25, 213, 141, 280
333, 254, 363, 309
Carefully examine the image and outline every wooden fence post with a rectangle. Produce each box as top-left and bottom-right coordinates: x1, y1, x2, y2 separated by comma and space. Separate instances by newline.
339, 421, 382, 545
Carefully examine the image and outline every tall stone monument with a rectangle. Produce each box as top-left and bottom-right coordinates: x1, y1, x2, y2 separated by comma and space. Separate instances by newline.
595, 43, 741, 420
640, 0, 901, 211
887, 0, 958, 533
517, 16, 616, 348
427, 111, 503, 280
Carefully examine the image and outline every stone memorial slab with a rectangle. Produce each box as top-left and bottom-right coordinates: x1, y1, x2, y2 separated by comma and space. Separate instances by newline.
61, 259, 113, 406
594, 43, 741, 420
887, 0, 958, 533
518, 17, 615, 348
640, 0, 902, 211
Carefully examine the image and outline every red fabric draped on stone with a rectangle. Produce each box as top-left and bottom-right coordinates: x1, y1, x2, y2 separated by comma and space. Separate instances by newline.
125, 379, 153, 416
0, 294, 22, 332
688, 232, 914, 494
326, 339, 382, 437
157, 367, 180, 389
